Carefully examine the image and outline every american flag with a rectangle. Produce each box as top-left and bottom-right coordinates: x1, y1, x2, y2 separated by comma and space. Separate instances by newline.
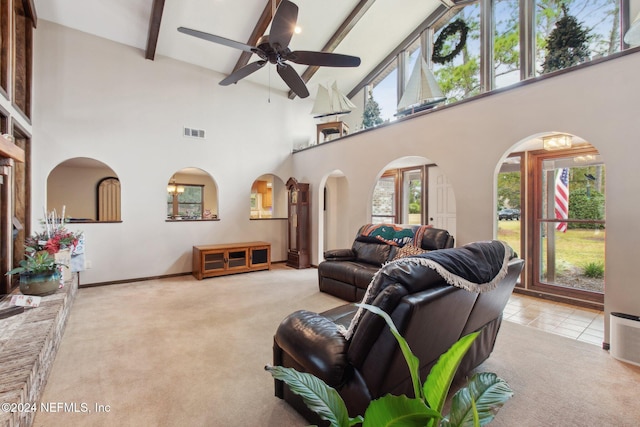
555, 168, 569, 232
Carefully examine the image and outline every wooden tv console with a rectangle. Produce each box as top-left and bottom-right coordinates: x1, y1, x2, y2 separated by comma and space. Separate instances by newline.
192, 241, 271, 280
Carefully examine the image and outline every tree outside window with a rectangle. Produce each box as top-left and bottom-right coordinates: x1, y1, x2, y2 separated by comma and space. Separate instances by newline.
167, 184, 203, 219
536, 0, 620, 75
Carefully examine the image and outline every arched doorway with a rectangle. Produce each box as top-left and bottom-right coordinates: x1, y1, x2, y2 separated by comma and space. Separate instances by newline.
371, 156, 456, 237
496, 133, 605, 308
321, 170, 349, 254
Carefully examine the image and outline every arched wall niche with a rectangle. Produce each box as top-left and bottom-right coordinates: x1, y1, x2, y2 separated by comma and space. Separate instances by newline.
166, 167, 218, 221
250, 174, 287, 219
47, 157, 120, 222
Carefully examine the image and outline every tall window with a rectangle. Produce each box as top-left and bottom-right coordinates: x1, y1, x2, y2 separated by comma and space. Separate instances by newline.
494, 0, 521, 88
535, 0, 620, 75
372, 166, 426, 225
405, 44, 421, 83
497, 154, 523, 259
402, 169, 423, 225
372, 173, 396, 223
358, 0, 624, 124
433, 3, 482, 103
370, 61, 398, 124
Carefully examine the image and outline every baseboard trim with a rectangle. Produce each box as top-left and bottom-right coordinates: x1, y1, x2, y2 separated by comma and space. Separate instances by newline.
79, 272, 192, 288
78, 260, 307, 288
512, 288, 604, 311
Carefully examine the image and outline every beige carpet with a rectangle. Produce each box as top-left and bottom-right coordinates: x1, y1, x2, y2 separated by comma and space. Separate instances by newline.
34, 266, 640, 427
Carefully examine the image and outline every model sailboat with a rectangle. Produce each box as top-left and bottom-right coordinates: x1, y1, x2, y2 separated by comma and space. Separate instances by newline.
310, 82, 356, 120
396, 57, 446, 117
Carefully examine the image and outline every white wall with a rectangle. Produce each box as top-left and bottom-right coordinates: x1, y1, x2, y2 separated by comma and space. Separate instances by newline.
32, 21, 315, 284
291, 50, 640, 341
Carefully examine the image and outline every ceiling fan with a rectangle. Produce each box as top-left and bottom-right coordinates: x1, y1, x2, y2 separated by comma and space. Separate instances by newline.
177, 0, 361, 99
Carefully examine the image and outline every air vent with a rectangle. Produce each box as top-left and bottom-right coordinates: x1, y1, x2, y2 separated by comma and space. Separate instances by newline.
183, 127, 206, 139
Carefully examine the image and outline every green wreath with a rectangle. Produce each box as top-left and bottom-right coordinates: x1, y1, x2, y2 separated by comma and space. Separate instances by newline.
431, 19, 469, 64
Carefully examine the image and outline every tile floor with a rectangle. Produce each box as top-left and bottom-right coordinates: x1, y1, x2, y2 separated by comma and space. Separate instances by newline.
504, 293, 605, 347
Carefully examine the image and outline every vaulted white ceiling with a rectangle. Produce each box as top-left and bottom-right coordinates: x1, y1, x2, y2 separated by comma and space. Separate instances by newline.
33, 0, 444, 100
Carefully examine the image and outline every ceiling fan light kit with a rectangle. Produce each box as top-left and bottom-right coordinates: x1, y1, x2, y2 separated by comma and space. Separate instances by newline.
178, 0, 361, 99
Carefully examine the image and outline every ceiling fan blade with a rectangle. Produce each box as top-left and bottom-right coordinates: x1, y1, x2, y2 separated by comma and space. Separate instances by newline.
269, 0, 298, 51
220, 61, 267, 86
178, 27, 254, 53
287, 51, 361, 67
277, 63, 309, 98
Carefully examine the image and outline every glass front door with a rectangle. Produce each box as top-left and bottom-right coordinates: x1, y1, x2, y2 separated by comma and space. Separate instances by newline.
402, 169, 423, 225
532, 151, 605, 303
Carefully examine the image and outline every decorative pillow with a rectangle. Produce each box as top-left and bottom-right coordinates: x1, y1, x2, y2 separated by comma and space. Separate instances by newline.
392, 244, 429, 261
358, 224, 415, 247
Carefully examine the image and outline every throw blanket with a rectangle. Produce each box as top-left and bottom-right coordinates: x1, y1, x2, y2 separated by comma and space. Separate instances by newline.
359, 224, 432, 247
340, 240, 515, 339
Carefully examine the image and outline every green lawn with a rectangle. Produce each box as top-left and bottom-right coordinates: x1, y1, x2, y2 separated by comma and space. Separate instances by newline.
497, 220, 605, 268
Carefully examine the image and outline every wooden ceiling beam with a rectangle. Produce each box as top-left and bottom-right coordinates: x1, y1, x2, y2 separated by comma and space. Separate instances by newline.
145, 0, 165, 60
232, 0, 283, 72
287, 0, 377, 99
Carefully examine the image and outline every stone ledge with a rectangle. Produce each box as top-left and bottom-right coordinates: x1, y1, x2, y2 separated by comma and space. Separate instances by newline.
0, 276, 77, 427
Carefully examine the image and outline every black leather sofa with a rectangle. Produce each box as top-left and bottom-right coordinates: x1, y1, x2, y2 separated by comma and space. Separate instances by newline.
273, 241, 523, 425
318, 224, 454, 301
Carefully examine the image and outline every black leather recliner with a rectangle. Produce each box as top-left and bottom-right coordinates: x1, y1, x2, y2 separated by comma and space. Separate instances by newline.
273, 244, 524, 425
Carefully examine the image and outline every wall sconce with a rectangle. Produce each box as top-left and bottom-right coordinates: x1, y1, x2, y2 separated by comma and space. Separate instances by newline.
542, 133, 572, 151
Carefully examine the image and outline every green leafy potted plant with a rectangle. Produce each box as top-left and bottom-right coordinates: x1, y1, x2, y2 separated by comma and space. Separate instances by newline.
266, 304, 513, 427
6, 249, 64, 296
5, 208, 82, 296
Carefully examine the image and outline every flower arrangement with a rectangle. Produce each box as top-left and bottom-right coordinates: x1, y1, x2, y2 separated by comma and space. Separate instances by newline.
6, 208, 83, 277
25, 207, 83, 255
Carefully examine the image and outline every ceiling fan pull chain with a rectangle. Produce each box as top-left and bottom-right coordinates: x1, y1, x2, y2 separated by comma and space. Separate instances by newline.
269, 0, 274, 103
268, 65, 271, 103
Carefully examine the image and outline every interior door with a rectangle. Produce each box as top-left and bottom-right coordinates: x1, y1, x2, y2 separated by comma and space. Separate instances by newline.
428, 166, 456, 237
